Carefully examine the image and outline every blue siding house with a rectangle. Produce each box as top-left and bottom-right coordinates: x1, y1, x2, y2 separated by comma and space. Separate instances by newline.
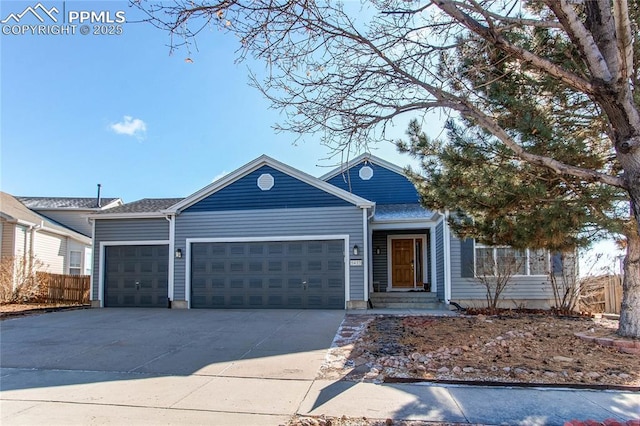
90, 154, 561, 310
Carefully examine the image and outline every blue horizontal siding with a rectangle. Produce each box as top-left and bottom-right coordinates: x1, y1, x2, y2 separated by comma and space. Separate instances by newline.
326, 160, 418, 204
185, 165, 351, 212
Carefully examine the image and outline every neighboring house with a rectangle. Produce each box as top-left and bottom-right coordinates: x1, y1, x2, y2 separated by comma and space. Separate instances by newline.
90, 154, 564, 309
16, 196, 122, 237
0, 192, 93, 277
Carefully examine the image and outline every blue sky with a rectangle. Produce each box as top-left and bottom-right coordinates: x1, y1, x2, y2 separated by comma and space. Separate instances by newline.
1, 0, 419, 202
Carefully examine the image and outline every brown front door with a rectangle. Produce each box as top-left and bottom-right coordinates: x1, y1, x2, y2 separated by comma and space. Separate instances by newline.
391, 239, 414, 288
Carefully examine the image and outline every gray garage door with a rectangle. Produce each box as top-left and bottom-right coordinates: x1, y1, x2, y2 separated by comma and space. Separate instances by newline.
104, 245, 169, 308
191, 240, 345, 309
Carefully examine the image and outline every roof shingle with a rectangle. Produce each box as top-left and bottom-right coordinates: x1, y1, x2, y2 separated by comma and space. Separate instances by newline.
16, 197, 121, 209
97, 198, 183, 214
0, 193, 90, 242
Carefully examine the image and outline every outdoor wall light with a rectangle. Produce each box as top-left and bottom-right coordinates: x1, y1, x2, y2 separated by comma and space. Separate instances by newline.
175, 249, 183, 259
353, 245, 359, 256
375, 247, 381, 255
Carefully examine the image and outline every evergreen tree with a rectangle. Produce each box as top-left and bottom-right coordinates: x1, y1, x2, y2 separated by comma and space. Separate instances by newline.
399, 116, 628, 253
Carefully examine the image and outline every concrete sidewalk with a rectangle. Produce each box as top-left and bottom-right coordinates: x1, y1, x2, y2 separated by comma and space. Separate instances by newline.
299, 380, 640, 425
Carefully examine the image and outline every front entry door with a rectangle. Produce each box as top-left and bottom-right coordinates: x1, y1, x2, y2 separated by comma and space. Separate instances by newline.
391, 239, 415, 288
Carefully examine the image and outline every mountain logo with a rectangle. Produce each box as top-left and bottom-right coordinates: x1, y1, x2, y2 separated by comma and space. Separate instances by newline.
1, 3, 59, 24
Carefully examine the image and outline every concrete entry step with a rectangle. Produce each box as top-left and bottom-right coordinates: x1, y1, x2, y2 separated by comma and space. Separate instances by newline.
370, 292, 447, 309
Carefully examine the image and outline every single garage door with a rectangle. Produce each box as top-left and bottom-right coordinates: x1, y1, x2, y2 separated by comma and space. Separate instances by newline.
104, 245, 169, 307
191, 240, 345, 309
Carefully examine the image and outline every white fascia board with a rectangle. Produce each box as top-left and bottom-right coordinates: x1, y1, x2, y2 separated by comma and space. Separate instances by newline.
88, 212, 167, 220
100, 199, 124, 209
372, 215, 441, 225
30, 208, 96, 212
165, 154, 374, 213
319, 153, 409, 181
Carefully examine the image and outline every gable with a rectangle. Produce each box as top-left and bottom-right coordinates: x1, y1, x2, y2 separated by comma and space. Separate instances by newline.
325, 160, 418, 204
184, 165, 353, 212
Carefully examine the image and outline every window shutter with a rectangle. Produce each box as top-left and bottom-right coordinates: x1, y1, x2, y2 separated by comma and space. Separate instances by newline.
460, 238, 475, 278
551, 252, 563, 275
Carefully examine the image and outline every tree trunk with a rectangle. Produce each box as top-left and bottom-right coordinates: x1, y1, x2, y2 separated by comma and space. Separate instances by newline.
618, 227, 640, 338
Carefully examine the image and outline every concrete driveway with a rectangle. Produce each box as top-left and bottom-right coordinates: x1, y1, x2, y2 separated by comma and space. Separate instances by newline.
0, 308, 345, 425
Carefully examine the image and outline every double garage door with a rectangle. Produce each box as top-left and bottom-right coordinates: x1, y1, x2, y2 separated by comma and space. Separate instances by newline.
103, 239, 346, 309
190, 240, 345, 309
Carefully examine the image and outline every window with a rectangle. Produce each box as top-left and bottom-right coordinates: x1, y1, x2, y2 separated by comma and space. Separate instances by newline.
69, 251, 82, 275
475, 247, 548, 277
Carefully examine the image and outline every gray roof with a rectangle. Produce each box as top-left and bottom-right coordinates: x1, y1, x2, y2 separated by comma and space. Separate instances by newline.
373, 203, 439, 222
97, 198, 184, 214
17, 196, 121, 209
0, 192, 90, 242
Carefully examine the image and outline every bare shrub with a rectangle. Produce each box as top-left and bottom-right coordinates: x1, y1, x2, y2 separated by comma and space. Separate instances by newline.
475, 249, 525, 313
548, 252, 580, 314
0, 256, 47, 304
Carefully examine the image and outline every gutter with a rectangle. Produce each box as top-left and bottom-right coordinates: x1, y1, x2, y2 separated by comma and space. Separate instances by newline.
89, 212, 167, 220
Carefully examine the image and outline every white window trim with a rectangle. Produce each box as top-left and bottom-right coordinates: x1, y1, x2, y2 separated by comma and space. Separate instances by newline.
474, 245, 550, 277
69, 250, 82, 275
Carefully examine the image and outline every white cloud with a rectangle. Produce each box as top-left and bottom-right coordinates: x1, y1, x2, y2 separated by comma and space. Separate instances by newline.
110, 116, 147, 139
212, 171, 228, 182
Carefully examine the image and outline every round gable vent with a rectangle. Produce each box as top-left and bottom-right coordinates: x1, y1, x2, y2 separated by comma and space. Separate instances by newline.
257, 173, 274, 191
359, 165, 374, 180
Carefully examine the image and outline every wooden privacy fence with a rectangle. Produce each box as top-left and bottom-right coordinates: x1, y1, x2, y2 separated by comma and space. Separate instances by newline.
604, 275, 623, 314
580, 274, 622, 314
36, 272, 90, 304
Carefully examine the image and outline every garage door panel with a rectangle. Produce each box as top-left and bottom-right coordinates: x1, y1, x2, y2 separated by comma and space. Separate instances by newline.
104, 245, 169, 308
191, 240, 345, 309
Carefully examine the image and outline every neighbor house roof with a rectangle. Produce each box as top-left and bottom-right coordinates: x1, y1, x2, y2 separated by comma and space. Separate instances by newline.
94, 198, 184, 217
17, 196, 122, 210
0, 192, 91, 243
373, 204, 440, 222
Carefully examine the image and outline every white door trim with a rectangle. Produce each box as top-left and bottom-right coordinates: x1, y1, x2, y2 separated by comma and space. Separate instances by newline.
386, 234, 428, 291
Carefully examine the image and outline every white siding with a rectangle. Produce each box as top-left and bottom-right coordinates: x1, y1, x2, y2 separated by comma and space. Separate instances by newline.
84, 247, 92, 275
35, 230, 67, 274
0, 220, 15, 258
15, 225, 28, 259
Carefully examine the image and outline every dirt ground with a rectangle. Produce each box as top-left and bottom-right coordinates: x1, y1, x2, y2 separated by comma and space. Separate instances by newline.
0, 303, 88, 318
329, 314, 639, 387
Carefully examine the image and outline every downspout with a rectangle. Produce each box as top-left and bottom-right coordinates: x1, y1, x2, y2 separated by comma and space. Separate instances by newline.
166, 214, 175, 308
443, 211, 452, 304
88, 217, 97, 306
29, 223, 40, 271
361, 207, 369, 305
26, 222, 41, 285
367, 205, 375, 300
